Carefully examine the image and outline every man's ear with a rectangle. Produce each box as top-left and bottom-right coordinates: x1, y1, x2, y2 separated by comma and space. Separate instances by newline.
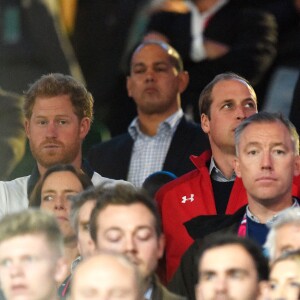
178, 71, 189, 94
201, 113, 210, 134
157, 233, 165, 260
24, 119, 30, 138
79, 117, 91, 140
294, 155, 300, 177
233, 157, 242, 178
126, 76, 132, 97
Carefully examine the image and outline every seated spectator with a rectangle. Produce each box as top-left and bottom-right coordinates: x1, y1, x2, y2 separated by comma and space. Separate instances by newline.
0, 88, 26, 180
268, 250, 300, 300
169, 112, 300, 300
264, 207, 300, 262
144, 0, 277, 119
142, 171, 177, 199
195, 235, 269, 300
155, 72, 257, 281
70, 251, 144, 300
0, 73, 124, 217
89, 183, 186, 300
88, 41, 208, 187
0, 209, 67, 300
30, 164, 92, 287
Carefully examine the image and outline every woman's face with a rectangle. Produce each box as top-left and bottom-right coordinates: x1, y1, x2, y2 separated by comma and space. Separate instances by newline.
269, 259, 300, 300
40, 171, 84, 239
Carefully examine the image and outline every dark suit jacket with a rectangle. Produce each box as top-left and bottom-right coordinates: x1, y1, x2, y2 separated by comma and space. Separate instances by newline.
88, 116, 209, 181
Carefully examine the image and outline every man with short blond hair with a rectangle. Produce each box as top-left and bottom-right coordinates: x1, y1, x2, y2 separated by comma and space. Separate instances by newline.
0, 209, 67, 300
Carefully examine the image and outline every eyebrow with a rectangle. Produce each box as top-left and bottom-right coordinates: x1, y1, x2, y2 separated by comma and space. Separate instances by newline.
244, 141, 287, 148
132, 61, 170, 68
104, 225, 153, 232
42, 189, 79, 194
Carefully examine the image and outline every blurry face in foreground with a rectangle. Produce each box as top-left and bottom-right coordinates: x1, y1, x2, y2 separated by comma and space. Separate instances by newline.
273, 224, 300, 261
269, 259, 300, 300
77, 199, 96, 258
196, 244, 262, 300
0, 234, 66, 300
95, 203, 164, 282
71, 254, 140, 300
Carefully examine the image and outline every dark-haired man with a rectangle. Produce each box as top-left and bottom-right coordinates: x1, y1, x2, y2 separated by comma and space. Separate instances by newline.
88, 41, 208, 187
195, 235, 269, 300
89, 183, 185, 300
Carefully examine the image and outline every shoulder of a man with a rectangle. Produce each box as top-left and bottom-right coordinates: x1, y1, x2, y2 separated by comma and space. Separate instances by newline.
0, 175, 30, 216
156, 151, 211, 205
91, 171, 133, 187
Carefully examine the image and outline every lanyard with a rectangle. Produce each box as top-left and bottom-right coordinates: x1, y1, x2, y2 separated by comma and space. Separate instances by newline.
237, 213, 247, 237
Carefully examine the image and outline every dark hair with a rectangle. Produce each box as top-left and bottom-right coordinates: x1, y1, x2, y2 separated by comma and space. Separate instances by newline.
198, 72, 257, 118
142, 171, 177, 199
29, 164, 93, 207
89, 183, 162, 243
130, 40, 184, 73
24, 73, 94, 122
235, 111, 299, 156
69, 184, 101, 235
197, 234, 269, 281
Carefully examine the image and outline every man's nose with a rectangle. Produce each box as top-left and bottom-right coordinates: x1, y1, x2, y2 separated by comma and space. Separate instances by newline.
261, 151, 273, 170
9, 262, 23, 278
46, 121, 58, 138
236, 105, 247, 121
145, 70, 155, 82
214, 275, 228, 294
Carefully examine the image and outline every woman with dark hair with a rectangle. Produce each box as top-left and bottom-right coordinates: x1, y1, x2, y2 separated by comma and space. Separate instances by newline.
30, 164, 93, 289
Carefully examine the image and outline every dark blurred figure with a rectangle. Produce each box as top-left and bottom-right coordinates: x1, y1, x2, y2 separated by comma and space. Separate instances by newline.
143, 0, 277, 120
0, 88, 25, 180
289, 74, 300, 134
0, 0, 84, 94
246, 0, 300, 114
142, 171, 177, 199
71, 0, 150, 135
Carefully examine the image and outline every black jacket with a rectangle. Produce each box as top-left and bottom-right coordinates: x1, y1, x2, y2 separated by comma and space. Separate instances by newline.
88, 116, 209, 181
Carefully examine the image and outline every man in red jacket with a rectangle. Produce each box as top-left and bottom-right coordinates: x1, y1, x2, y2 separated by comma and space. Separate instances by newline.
156, 72, 258, 281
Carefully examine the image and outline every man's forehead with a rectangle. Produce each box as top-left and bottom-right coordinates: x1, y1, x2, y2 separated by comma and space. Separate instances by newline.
201, 244, 253, 265
98, 203, 155, 225
131, 44, 170, 64
0, 233, 49, 253
240, 121, 289, 142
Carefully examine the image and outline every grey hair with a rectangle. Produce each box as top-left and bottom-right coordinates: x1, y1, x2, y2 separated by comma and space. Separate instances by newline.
264, 207, 300, 261
235, 111, 299, 156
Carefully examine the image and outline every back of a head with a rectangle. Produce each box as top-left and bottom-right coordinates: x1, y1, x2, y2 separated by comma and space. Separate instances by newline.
71, 251, 144, 300
142, 171, 177, 199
